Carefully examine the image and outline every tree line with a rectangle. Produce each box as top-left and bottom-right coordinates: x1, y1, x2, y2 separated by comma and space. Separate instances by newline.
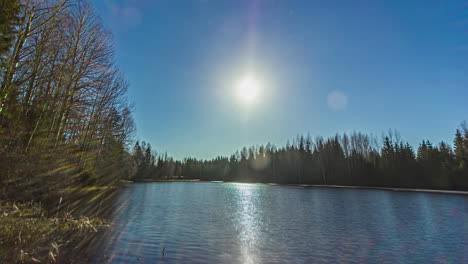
135, 126, 468, 191
0, 0, 135, 205
131, 141, 183, 180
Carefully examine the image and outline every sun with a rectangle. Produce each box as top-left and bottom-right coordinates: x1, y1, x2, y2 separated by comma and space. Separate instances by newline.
236, 76, 261, 104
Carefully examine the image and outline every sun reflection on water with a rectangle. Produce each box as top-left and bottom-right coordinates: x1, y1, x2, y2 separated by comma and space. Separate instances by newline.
230, 183, 262, 264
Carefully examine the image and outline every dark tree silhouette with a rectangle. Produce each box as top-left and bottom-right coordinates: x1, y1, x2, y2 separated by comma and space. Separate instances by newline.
143, 126, 468, 191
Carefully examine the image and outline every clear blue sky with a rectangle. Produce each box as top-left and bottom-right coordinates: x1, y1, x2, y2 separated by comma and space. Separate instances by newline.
93, 0, 468, 160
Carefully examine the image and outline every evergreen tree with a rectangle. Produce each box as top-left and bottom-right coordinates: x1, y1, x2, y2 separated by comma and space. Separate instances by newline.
141, 124, 468, 191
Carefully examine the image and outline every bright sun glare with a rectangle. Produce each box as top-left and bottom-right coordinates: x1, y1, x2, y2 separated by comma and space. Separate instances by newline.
237, 76, 261, 104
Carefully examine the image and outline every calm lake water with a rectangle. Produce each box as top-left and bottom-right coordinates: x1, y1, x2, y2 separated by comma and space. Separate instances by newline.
96, 182, 467, 263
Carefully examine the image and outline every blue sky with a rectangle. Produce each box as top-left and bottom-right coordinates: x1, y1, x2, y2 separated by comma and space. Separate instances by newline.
93, 0, 468, 160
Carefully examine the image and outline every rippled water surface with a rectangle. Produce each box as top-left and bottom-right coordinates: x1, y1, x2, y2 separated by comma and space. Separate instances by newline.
96, 182, 467, 263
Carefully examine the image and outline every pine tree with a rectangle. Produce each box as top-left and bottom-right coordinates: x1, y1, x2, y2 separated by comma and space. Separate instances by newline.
454, 130, 465, 169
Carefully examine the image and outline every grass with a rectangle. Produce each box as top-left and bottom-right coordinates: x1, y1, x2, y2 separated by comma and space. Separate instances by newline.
66, 185, 117, 192
119, 179, 134, 183
0, 201, 107, 263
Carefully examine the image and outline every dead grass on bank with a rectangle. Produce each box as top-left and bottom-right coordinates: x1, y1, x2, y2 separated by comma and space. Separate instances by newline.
0, 201, 107, 263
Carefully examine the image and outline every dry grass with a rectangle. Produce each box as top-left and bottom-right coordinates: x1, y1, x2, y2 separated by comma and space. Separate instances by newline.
0, 201, 106, 263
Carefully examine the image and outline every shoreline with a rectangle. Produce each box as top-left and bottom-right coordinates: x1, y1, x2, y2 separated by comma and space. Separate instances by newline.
133, 179, 202, 183
130, 179, 468, 195
295, 184, 468, 195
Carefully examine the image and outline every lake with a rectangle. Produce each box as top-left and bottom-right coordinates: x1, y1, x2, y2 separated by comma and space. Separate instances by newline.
95, 182, 467, 263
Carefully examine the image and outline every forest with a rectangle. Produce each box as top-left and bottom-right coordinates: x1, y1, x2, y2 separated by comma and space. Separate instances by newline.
133, 127, 468, 191
0, 0, 136, 261
0, 0, 135, 201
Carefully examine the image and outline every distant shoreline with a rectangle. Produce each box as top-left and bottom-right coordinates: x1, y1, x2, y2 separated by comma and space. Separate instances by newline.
133, 179, 202, 182
128, 179, 468, 195
298, 184, 468, 195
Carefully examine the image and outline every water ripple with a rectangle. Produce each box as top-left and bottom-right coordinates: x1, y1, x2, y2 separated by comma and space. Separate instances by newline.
94, 182, 468, 263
